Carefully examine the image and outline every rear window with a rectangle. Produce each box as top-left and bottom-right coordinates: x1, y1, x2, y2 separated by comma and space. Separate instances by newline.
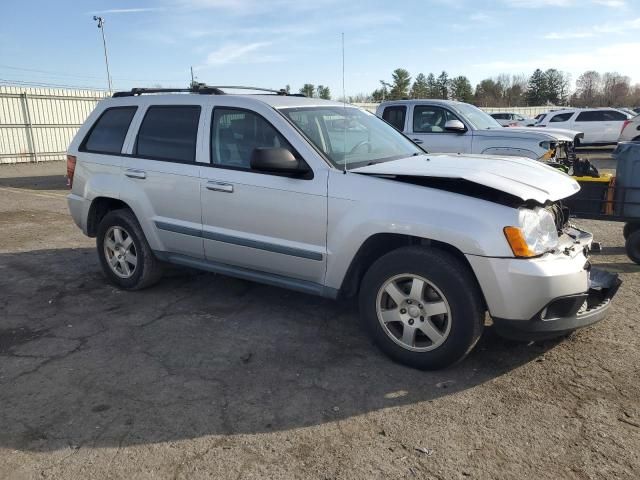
550, 112, 573, 123
135, 106, 201, 162
491, 113, 509, 120
82, 107, 137, 154
382, 106, 407, 131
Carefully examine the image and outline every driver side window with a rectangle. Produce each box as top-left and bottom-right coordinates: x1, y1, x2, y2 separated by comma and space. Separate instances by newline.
413, 106, 459, 133
210, 108, 296, 170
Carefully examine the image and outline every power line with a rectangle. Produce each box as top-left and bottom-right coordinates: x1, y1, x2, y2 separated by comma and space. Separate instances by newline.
0, 78, 109, 91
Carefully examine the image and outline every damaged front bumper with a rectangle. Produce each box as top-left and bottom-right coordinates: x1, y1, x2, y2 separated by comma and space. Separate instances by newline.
466, 226, 621, 341
492, 267, 621, 341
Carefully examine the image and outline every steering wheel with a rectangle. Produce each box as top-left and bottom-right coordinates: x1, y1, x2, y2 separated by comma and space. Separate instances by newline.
349, 140, 372, 154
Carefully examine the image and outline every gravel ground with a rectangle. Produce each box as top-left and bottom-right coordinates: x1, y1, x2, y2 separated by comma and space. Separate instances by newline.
0, 162, 638, 480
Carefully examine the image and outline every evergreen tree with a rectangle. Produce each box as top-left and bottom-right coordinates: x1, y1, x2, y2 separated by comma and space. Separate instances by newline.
450, 76, 473, 103
317, 85, 331, 99
299, 84, 315, 97
437, 71, 450, 99
426, 73, 438, 97
410, 73, 429, 98
527, 69, 548, 105
389, 68, 411, 99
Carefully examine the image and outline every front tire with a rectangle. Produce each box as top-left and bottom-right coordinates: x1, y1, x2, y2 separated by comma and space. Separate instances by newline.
359, 246, 484, 370
625, 230, 640, 265
96, 209, 163, 290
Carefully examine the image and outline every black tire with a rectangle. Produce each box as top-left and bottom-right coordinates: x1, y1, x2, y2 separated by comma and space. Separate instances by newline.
623, 222, 640, 240
96, 209, 163, 290
625, 230, 640, 265
574, 137, 581, 148
359, 246, 484, 370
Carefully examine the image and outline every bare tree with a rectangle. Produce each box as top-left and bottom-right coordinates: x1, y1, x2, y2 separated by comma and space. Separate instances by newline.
575, 71, 602, 107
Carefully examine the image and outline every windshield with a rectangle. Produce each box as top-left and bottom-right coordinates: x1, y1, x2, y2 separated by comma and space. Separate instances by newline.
451, 103, 502, 130
280, 106, 423, 168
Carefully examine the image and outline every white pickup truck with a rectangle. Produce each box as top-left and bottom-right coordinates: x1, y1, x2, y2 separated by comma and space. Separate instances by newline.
377, 99, 583, 163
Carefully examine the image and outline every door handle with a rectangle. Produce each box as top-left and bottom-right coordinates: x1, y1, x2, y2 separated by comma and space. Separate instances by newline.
206, 181, 234, 193
412, 138, 424, 144
125, 169, 146, 179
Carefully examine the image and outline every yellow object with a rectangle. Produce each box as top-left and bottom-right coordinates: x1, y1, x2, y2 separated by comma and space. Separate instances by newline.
503, 227, 535, 258
571, 173, 613, 182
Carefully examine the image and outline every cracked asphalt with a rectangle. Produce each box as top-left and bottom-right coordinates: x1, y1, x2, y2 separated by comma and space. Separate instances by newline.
0, 161, 639, 480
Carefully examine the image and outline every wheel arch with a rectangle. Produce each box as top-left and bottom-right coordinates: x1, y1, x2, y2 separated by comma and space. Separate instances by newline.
338, 233, 486, 308
86, 197, 132, 237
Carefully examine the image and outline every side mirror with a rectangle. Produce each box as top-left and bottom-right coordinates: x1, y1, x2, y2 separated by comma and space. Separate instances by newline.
250, 147, 310, 176
444, 119, 466, 133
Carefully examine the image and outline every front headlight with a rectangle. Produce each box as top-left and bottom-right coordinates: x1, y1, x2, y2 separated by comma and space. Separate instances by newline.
504, 208, 559, 257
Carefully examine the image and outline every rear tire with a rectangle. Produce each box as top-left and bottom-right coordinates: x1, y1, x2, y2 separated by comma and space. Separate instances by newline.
625, 230, 640, 265
623, 222, 640, 240
358, 246, 484, 370
96, 209, 163, 290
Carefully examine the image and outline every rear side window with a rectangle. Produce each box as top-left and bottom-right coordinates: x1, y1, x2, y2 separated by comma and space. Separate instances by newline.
82, 107, 137, 154
491, 113, 509, 120
576, 111, 606, 122
382, 106, 407, 131
550, 112, 573, 123
135, 106, 201, 162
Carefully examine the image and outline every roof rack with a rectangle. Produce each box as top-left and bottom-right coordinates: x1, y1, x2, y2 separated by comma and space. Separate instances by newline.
112, 83, 306, 98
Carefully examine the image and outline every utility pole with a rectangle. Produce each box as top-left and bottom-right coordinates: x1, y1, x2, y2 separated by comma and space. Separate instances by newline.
93, 16, 112, 92
190, 66, 195, 87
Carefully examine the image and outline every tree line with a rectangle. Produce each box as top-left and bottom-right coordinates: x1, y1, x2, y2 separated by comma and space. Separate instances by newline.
341, 68, 640, 107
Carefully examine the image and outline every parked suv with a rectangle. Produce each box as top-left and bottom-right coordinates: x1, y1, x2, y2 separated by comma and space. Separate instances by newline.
66, 86, 620, 369
377, 100, 583, 162
536, 108, 632, 145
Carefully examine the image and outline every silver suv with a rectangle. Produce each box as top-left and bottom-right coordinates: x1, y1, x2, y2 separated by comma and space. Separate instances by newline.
66, 85, 620, 369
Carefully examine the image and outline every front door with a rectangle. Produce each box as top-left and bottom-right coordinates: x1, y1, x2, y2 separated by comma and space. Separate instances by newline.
200, 107, 328, 285
409, 105, 473, 153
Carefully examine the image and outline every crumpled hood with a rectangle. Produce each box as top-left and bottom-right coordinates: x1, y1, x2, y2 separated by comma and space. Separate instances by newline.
500, 126, 584, 141
350, 153, 580, 204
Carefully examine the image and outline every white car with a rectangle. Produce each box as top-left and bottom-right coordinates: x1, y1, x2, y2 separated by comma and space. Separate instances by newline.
377, 99, 583, 162
66, 85, 620, 369
489, 112, 537, 127
536, 108, 632, 146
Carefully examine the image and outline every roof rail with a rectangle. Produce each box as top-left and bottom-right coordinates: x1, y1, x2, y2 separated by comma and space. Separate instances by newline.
112, 83, 305, 98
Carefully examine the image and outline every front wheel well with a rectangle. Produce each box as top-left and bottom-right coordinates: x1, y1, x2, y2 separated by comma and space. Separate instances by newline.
86, 197, 131, 237
339, 233, 485, 307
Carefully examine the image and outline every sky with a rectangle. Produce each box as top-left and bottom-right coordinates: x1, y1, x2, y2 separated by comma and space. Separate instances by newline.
1, 0, 640, 96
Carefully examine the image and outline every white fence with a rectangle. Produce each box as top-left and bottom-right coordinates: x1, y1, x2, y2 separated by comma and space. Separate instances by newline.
0, 86, 109, 164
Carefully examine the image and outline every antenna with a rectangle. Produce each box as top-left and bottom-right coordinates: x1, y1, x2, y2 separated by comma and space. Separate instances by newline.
342, 32, 347, 174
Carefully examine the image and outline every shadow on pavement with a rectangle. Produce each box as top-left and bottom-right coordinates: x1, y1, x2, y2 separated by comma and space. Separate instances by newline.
0, 248, 559, 452
0, 175, 67, 191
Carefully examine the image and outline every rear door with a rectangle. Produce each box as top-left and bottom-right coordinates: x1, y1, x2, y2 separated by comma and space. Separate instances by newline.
120, 102, 205, 259
409, 104, 473, 153
572, 110, 608, 144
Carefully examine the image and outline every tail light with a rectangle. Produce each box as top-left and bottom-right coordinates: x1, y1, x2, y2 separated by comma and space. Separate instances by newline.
66, 155, 77, 188
621, 119, 631, 134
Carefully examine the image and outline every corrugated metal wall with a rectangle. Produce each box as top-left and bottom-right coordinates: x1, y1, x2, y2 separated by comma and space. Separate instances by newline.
0, 85, 109, 164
